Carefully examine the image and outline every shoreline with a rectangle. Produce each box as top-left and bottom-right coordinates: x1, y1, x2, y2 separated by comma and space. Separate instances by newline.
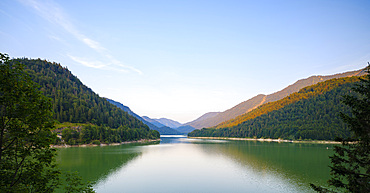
51, 138, 160, 148
188, 136, 341, 144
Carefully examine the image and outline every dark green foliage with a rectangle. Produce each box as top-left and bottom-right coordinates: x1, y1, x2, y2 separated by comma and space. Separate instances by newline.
1, 53, 98, 192
216, 76, 360, 129
10, 58, 159, 144
60, 124, 159, 145
189, 77, 360, 140
312, 64, 370, 192
0, 53, 61, 192
64, 172, 95, 193
91, 140, 101, 145
188, 69, 365, 130
12, 58, 147, 130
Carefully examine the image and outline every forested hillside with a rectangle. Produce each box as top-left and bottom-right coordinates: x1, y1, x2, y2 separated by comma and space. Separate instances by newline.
189, 76, 361, 140
186, 69, 365, 129
11, 58, 159, 144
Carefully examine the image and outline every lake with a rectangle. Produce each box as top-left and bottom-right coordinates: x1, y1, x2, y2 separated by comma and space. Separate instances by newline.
56, 135, 334, 192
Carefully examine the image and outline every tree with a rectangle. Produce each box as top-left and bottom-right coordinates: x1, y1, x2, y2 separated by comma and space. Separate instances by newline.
64, 172, 95, 193
311, 63, 370, 192
0, 53, 61, 192
0, 53, 96, 192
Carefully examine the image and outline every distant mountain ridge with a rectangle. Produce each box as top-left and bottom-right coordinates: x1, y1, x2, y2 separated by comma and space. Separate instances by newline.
108, 100, 196, 134
106, 99, 161, 131
186, 68, 367, 129
155, 126, 183, 135
184, 112, 220, 129
152, 118, 182, 128
106, 99, 141, 120
142, 116, 166, 128
142, 116, 196, 134
176, 125, 198, 134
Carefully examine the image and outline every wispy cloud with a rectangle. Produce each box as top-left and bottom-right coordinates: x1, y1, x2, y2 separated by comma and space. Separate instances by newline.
18, 0, 142, 74
82, 38, 107, 53
67, 55, 108, 69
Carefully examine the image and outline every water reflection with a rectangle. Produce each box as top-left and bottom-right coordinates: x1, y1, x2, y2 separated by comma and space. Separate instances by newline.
160, 135, 229, 144
193, 140, 333, 192
160, 135, 189, 144
56, 141, 159, 184
57, 136, 333, 193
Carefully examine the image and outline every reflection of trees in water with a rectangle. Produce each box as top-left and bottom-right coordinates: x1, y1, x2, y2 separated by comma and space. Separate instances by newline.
194, 140, 333, 189
56, 141, 160, 184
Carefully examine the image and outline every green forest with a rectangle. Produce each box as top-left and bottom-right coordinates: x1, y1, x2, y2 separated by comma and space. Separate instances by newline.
189, 76, 360, 140
57, 123, 158, 145
11, 58, 159, 144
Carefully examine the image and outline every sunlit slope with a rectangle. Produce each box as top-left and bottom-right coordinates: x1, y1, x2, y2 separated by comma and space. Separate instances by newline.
186, 69, 365, 129
189, 76, 361, 140
186, 94, 266, 129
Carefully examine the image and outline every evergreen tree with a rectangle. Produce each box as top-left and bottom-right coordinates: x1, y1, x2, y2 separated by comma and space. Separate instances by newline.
0, 53, 96, 192
311, 63, 370, 192
8, 57, 159, 145
0, 53, 60, 192
189, 76, 359, 140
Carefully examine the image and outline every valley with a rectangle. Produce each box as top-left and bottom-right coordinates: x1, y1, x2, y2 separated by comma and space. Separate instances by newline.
2, 1, 369, 192
12, 56, 367, 143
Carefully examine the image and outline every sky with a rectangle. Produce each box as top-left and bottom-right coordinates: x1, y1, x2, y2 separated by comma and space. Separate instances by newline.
1, 0, 370, 123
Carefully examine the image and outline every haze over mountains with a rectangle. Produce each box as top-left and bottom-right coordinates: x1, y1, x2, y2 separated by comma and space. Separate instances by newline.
106, 99, 161, 130
109, 67, 366, 136
153, 118, 183, 128
142, 117, 182, 128
185, 69, 366, 129
8, 55, 368, 140
107, 99, 196, 135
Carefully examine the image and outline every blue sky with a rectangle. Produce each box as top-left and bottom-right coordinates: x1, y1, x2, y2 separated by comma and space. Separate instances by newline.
1, 0, 370, 123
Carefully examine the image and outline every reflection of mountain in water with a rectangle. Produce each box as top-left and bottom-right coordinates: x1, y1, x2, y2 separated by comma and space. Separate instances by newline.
56, 142, 159, 184
56, 137, 333, 192
160, 135, 189, 144
194, 140, 333, 189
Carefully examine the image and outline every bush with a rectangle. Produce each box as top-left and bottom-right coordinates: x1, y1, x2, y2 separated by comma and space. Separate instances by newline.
92, 140, 101, 145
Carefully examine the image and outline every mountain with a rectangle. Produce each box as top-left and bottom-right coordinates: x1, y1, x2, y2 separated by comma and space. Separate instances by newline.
143, 116, 196, 134
184, 112, 220, 128
106, 99, 141, 120
175, 125, 196, 134
186, 95, 266, 129
155, 126, 183, 135
189, 76, 362, 140
142, 116, 166, 128
12, 57, 159, 144
153, 118, 182, 128
187, 68, 366, 129
143, 116, 183, 128
106, 99, 160, 130
107, 99, 192, 134
264, 69, 365, 102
